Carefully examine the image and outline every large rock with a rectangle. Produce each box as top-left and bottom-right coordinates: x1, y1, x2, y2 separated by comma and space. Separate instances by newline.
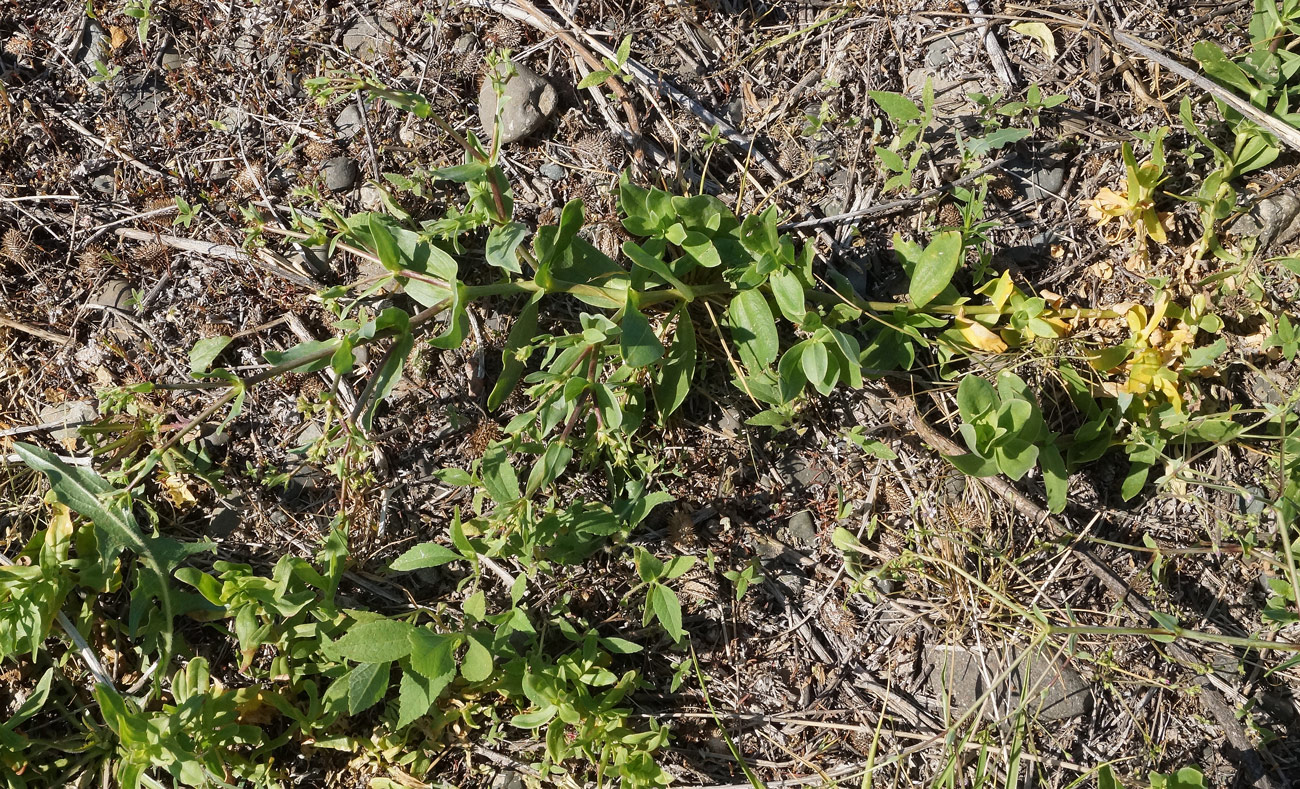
478, 60, 558, 144
926, 643, 1091, 723
1230, 193, 1300, 250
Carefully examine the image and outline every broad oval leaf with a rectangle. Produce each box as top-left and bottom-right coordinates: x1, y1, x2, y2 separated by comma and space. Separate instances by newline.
909, 231, 963, 308
334, 620, 417, 663
727, 289, 779, 371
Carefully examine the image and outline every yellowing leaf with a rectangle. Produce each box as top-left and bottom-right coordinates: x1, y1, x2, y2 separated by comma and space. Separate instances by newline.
159, 472, 198, 509
109, 26, 130, 50
1010, 22, 1058, 61
955, 317, 1008, 352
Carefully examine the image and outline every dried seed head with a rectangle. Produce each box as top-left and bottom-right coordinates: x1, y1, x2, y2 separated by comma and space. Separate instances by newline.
576, 132, 621, 169
937, 201, 962, 228
3, 35, 33, 56
78, 245, 108, 275
486, 19, 523, 49
280, 372, 304, 392
303, 140, 339, 162
2, 229, 30, 262
989, 173, 1018, 203
196, 321, 228, 338
668, 507, 697, 550
232, 162, 265, 194
132, 241, 169, 267
143, 196, 178, 226
299, 376, 326, 399
465, 420, 500, 460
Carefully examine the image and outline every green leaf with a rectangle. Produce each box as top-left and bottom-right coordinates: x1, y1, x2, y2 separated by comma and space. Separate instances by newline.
1040, 443, 1068, 514
652, 307, 695, 422
14, 443, 212, 682
348, 661, 390, 715
408, 629, 456, 689
396, 670, 436, 728
512, 705, 558, 729
727, 289, 779, 371
525, 442, 572, 497
847, 434, 898, 460
488, 293, 541, 411
481, 442, 521, 504
909, 231, 963, 308
801, 340, 830, 389
621, 302, 665, 368
956, 375, 998, 423
263, 338, 340, 373
650, 585, 684, 643
189, 336, 232, 375
391, 542, 464, 571
768, 268, 806, 323
869, 90, 922, 122
485, 222, 527, 275
334, 620, 417, 663
460, 633, 493, 682
874, 145, 906, 173
945, 452, 1000, 477
664, 555, 697, 580
576, 69, 613, 89
369, 215, 402, 272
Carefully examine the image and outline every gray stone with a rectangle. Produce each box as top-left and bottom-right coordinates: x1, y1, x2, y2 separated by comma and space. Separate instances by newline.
232, 33, 259, 68
1238, 486, 1269, 516
451, 33, 478, 54
926, 644, 1091, 722
334, 104, 364, 138
160, 47, 184, 71
39, 400, 97, 441
786, 510, 818, 549
78, 21, 109, 72
90, 174, 115, 196
489, 769, 525, 789
117, 75, 165, 119
926, 37, 957, 69
539, 162, 566, 180
321, 157, 359, 192
217, 106, 252, 134
342, 15, 398, 61
478, 60, 558, 144
90, 279, 132, 310
359, 185, 385, 211
208, 506, 240, 538
1231, 193, 1300, 250
775, 571, 806, 599
722, 97, 744, 125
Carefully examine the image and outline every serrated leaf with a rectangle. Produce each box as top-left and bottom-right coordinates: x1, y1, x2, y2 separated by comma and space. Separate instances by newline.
408, 629, 456, 691
390, 542, 464, 571
348, 661, 390, 715
334, 620, 416, 663
396, 670, 435, 728
651, 585, 684, 643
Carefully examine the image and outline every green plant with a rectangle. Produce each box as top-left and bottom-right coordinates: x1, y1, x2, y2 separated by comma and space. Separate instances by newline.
576, 34, 634, 89
946, 371, 1069, 512
870, 81, 936, 193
